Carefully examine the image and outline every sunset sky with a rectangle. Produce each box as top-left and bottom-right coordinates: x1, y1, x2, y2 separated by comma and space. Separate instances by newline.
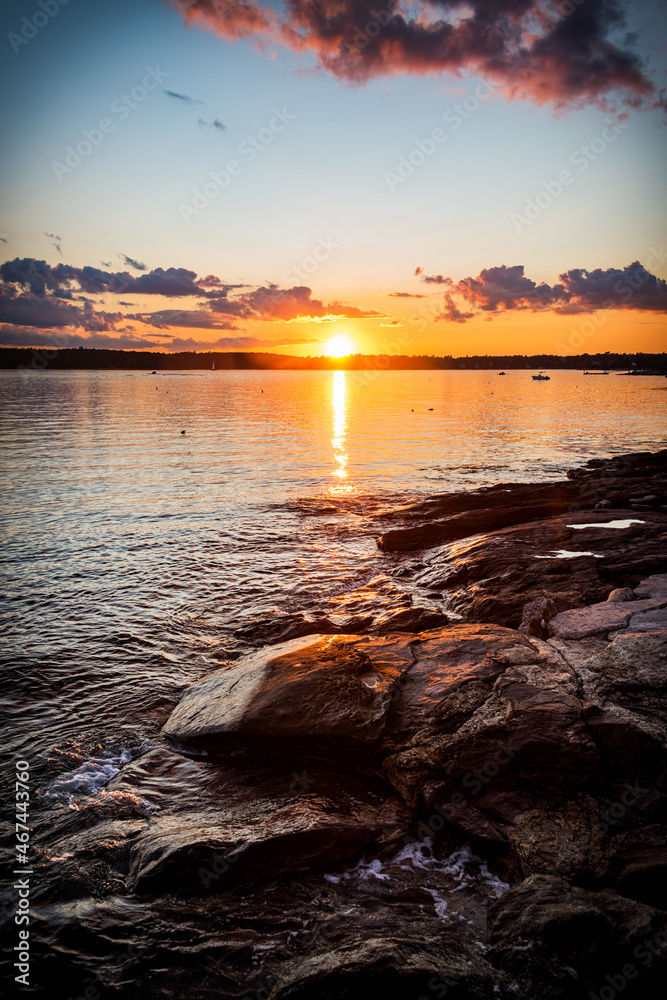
1, 0, 666, 356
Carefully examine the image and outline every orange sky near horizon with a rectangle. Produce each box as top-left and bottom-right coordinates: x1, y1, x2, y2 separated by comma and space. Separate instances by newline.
113, 297, 667, 357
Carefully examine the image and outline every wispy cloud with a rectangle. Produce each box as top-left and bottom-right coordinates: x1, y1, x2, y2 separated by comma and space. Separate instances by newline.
198, 118, 226, 131
128, 308, 239, 330
231, 284, 382, 321
163, 89, 204, 105
119, 254, 147, 271
158, 335, 322, 351
0, 257, 379, 344
44, 231, 62, 255
0, 326, 322, 352
0, 327, 162, 350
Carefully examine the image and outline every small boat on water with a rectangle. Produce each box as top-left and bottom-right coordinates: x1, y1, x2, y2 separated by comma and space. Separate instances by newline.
212, 361, 216, 371
584, 371, 609, 375
532, 373, 550, 381
498, 371, 506, 375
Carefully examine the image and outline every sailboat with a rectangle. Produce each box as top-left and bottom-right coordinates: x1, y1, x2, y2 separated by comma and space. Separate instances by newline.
212, 360, 216, 371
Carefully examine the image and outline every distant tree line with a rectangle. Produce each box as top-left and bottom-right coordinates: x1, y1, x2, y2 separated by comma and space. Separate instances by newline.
1, 347, 665, 372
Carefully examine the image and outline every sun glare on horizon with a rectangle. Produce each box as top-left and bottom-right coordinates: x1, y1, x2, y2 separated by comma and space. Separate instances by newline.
325, 334, 354, 358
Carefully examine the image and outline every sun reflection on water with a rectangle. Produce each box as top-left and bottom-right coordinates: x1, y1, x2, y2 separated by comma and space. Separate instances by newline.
329, 371, 358, 496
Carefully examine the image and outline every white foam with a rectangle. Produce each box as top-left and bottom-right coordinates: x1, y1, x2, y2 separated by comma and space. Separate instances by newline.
323, 839, 509, 898
323, 856, 391, 883
354, 858, 392, 880
42, 748, 133, 802
424, 887, 449, 920
479, 861, 511, 897
568, 519, 644, 530
394, 839, 444, 872
395, 840, 509, 896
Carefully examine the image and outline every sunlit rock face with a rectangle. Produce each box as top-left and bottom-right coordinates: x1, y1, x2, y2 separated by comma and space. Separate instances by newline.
162, 632, 417, 754
547, 597, 667, 639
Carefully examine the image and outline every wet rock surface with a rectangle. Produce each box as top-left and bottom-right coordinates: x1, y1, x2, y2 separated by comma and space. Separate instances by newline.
163, 632, 418, 755
18, 453, 667, 1000
387, 451, 667, 629
377, 449, 667, 553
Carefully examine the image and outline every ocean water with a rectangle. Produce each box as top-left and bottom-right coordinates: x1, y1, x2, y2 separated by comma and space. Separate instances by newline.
1, 366, 665, 811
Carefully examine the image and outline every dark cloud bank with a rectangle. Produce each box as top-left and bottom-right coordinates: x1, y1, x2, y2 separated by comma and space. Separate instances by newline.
1, 254, 664, 349
414, 260, 667, 322
166, 0, 663, 111
0, 258, 379, 349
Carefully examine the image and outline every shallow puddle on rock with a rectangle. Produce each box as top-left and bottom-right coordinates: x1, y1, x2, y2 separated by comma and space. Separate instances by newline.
535, 550, 604, 559
567, 519, 645, 529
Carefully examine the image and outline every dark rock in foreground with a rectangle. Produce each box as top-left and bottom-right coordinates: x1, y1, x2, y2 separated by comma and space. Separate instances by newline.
163, 632, 416, 755
488, 875, 667, 999
24, 452, 667, 1000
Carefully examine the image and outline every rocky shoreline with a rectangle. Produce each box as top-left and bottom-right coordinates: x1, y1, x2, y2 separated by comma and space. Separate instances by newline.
28, 451, 667, 999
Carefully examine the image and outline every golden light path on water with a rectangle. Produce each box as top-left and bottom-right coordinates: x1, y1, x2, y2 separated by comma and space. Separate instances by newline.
329, 370, 358, 496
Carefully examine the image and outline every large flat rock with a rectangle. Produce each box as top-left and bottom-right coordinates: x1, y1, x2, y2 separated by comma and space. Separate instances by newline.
578, 630, 667, 712
384, 624, 563, 745
548, 598, 666, 639
163, 632, 416, 753
634, 573, 667, 600
380, 626, 600, 809
621, 606, 667, 632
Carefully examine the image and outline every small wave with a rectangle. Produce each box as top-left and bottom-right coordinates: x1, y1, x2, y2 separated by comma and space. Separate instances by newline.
41, 748, 134, 802
395, 841, 510, 899
323, 839, 509, 898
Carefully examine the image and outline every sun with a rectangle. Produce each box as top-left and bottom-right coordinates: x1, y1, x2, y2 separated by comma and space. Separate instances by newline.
325, 334, 354, 358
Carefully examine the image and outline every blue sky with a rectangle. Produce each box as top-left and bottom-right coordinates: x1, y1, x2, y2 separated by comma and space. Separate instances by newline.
1, 0, 666, 355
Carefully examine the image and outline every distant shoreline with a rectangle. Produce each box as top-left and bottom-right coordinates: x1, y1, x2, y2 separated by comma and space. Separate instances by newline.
1, 347, 666, 373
